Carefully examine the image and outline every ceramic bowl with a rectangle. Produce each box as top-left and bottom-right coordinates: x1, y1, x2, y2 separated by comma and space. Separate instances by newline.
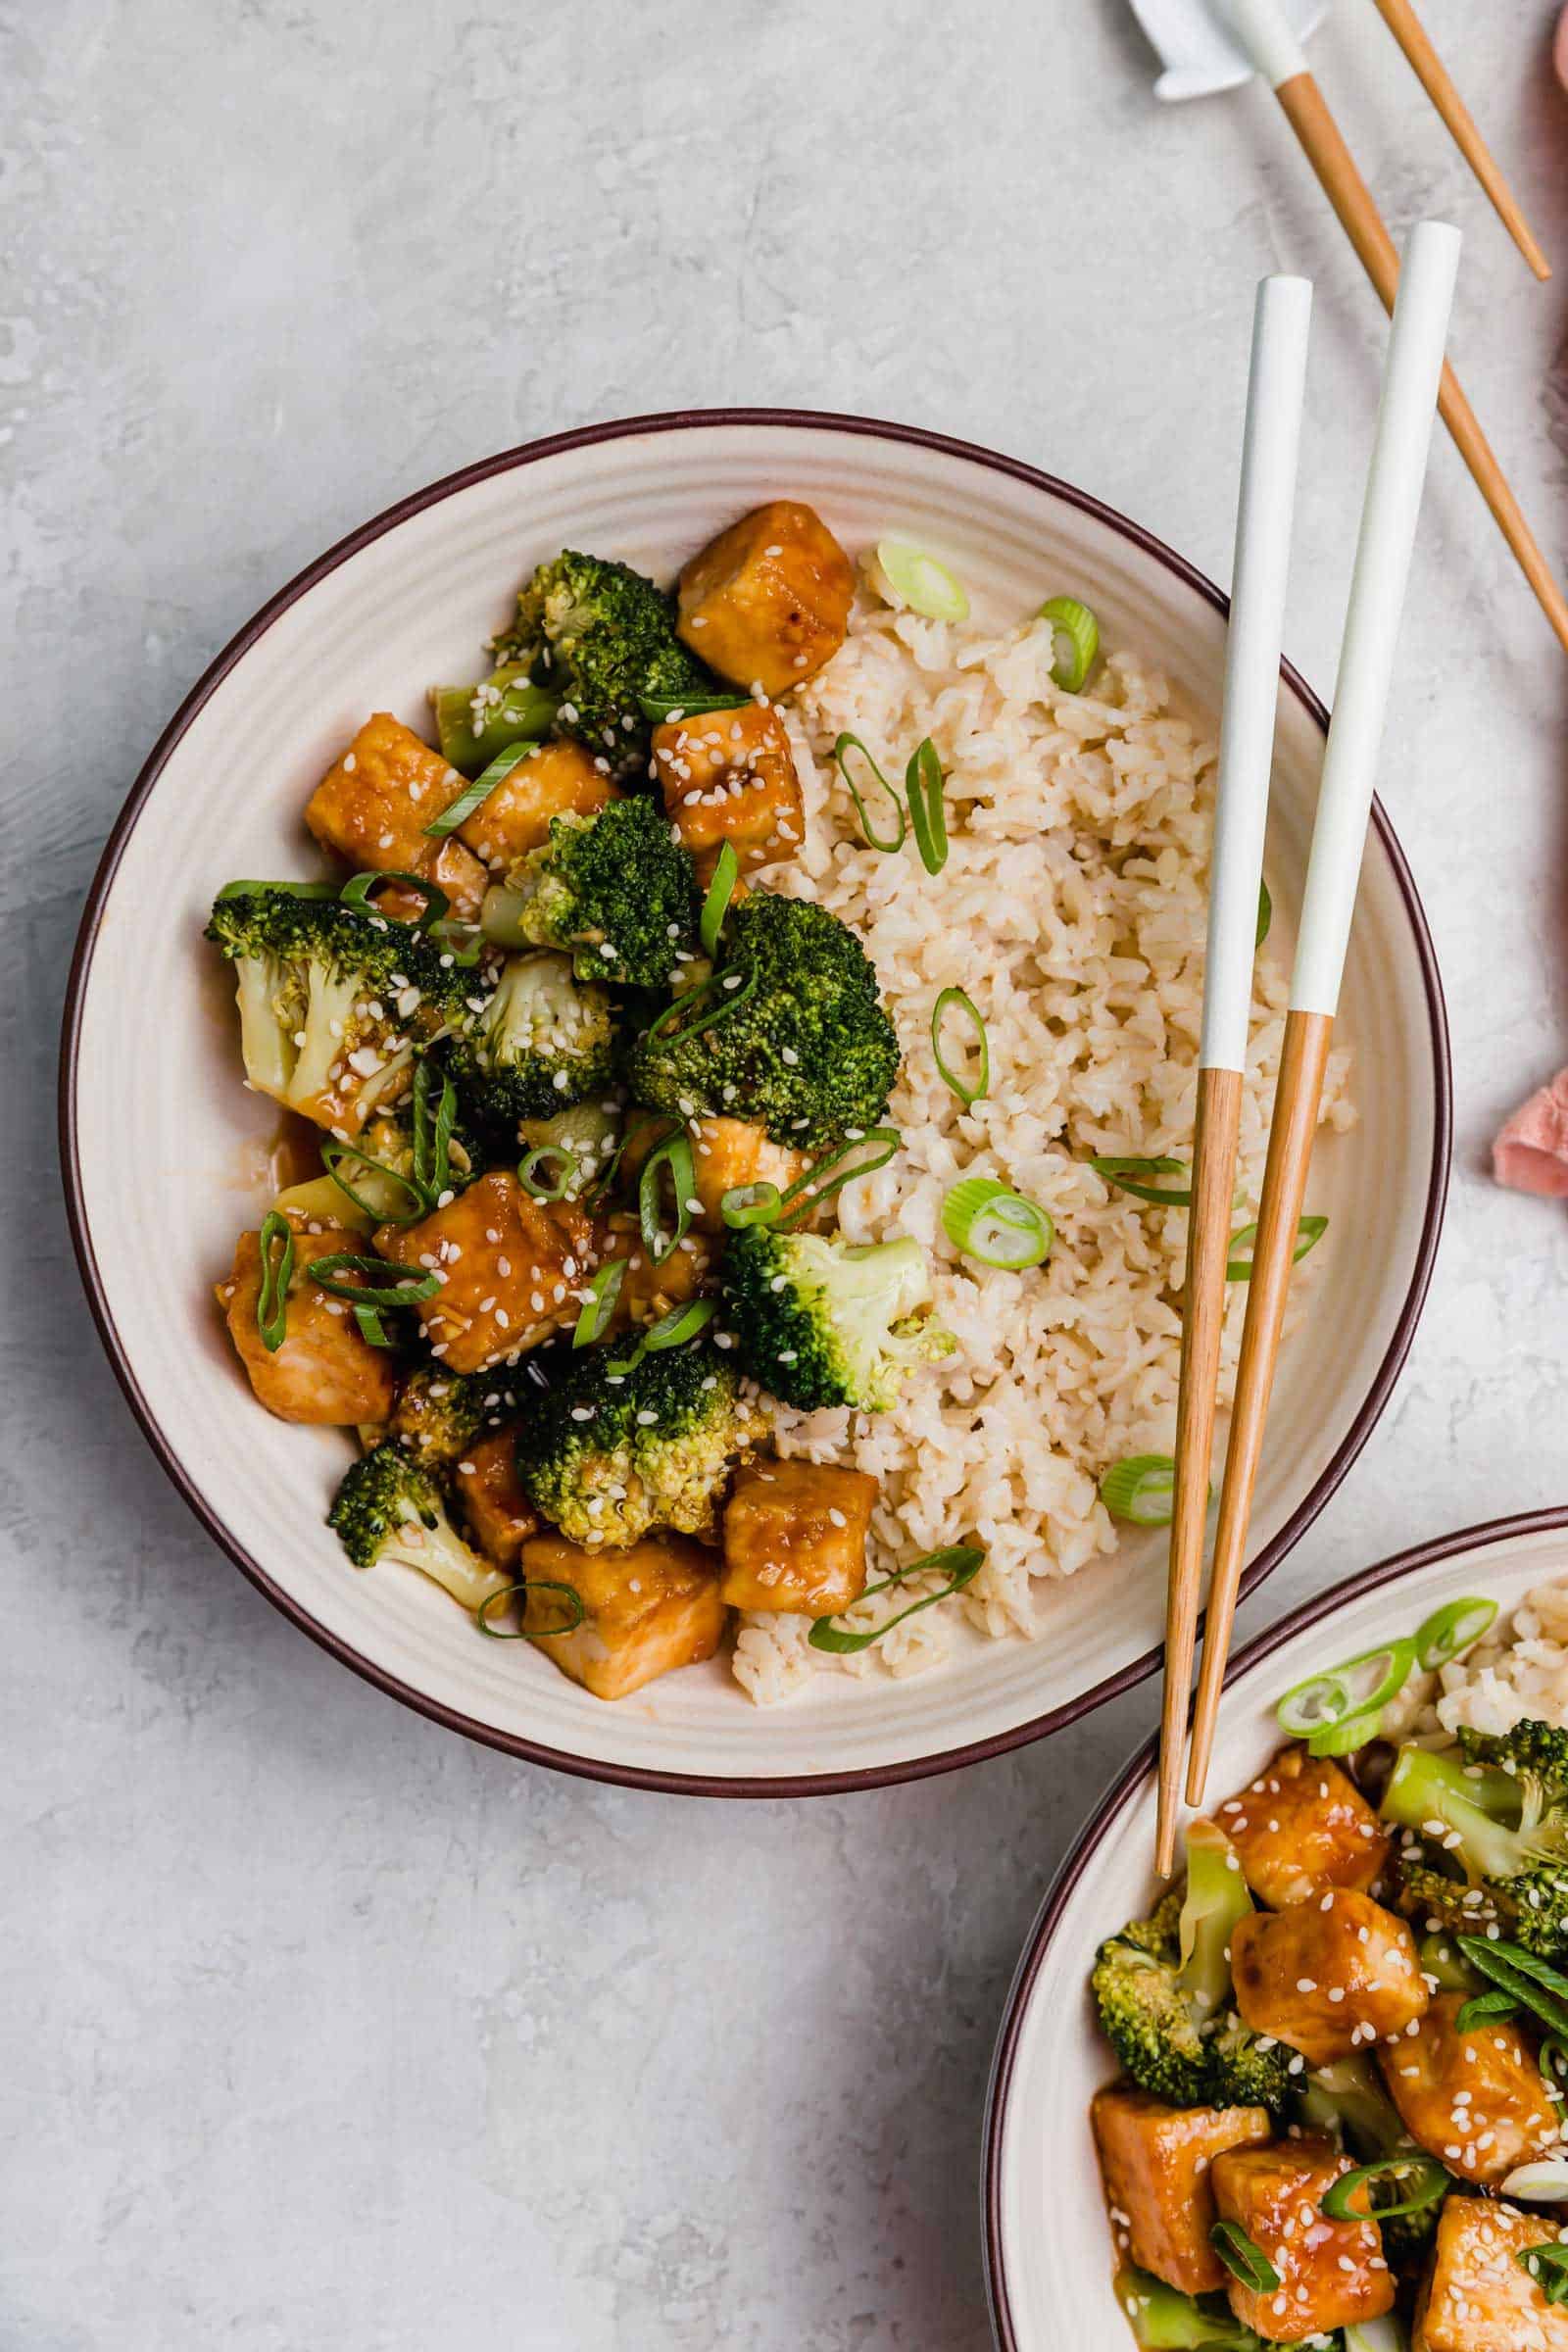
983, 1507, 1568, 2347
62, 410, 1449, 1792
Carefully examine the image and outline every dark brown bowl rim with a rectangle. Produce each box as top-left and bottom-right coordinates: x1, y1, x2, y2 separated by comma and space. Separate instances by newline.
58, 405, 1452, 1797
980, 1503, 1568, 2348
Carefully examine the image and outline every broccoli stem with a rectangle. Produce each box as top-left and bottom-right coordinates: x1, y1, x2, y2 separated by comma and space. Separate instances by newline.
1298, 2054, 1411, 2158
1382, 1743, 1525, 1881
432, 669, 558, 778
479, 884, 533, 951
1113, 2270, 1258, 2350
1176, 1819, 1251, 2019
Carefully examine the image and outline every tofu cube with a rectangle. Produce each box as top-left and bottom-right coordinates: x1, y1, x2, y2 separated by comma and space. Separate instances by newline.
653, 702, 806, 884
1377, 1990, 1561, 2185
216, 1221, 397, 1425
458, 738, 620, 870
1414, 2194, 1568, 2351
519, 1530, 726, 1701
1090, 2085, 1272, 2296
599, 1211, 714, 1332
453, 1429, 538, 1571
306, 713, 487, 917
677, 500, 855, 694
1230, 1889, 1428, 2066
374, 1171, 597, 1373
1209, 2137, 1395, 2343
720, 1457, 878, 1616
1214, 1743, 1391, 1907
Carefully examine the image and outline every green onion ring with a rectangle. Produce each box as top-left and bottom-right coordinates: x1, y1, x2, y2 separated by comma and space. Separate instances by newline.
1039, 595, 1100, 693
905, 738, 949, 875
875, 539, 970, 622
1319, 2155, 1449, 2225
808, 1545, 985, 1654
1090, 1154, 1193, 1206
517, 1145, 581, 1201
320, 1139, 431, 1226
423, 738, 541, 840
1456, 1936, 1568, 2037
931, 987, 989, 1107
256, 1210, 295, 1353
1226, 1214, 1328, 1282
1415, 1596, 1498, 1672
339, 870, 450, 933
1517, 2242, 1568, 2306
941, 1176, 1052, 1269
1540, 2038, 1568, 2101
639, 690, 754, 723
1256, 878, 1273, 949
1305, 1706, 1387, 1759
638, 1130, 696, 1267
410, 1060, 458, 1202
699, 840, 740, 959
831, 733, 907, 853
719, 1181, 784, 1230
1098, 1455, 1206, 1529
1276, 1640, 1416, 1738
353, 1302, 396, 1348
476, 1580, 587, 1641
611, 1295, 719, 1375
1207, 2222, 1280, 2296
776, 1128, 900, 1230
573, 1259, 626, 1348
308, 1253, 442, 1308
645, 962, 760, 1046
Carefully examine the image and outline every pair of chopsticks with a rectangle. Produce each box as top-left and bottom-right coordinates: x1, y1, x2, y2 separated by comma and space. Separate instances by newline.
1154, 220, 1461, 1877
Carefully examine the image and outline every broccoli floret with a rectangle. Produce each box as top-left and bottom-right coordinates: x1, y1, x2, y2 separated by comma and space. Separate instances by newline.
625, 891, 902, 1148
447, 951, 616, 1134
1383, 1736, 1568, 1960
499, 550, 715, 774
328, 1441, 508, 1611
1113, 2270, 1277, 2350
388, 1367, 497, 1467
1296, 2053, 1446, 2273
205, 891, 466, 1131
1091, 1824, 1296, 2114
501, 798, 699, 987
514, 1342, 767, 1548
721, 1227, 953, 1413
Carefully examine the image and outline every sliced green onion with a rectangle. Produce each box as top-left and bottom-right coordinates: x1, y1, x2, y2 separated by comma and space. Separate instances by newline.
699, 840, 740, 959
639, 689, 753, 723
256, 1210, 295, 1353
1256, 878, 1273, 949
1457, 1988, 1520, 2033
808, 1545, 985, 1654
216, 878, 341, 903
776, 1128, 900, 1230
1541, 2037, 1568, 2101
1226, 1214, 1328, 1282
340, 870, 450, 933
1099, 1455, 1190, 1528
1456, 1936, 1568, 2037
1091, 1154, 1193, 1207
1207, 2222, 1279, 2296
354, 1302, 396, 1348
1414, 1595, 1497, 1672
1517, 2242, 1568, 2306
941, 1176, 1053, 1269
1502, 2157, 1568, 2203
1277, 1641, 1417, 1738
638, 1130, 696, 1267
611, 1295, 719, 1375
517, 1145, 580, 1201
875, 539, 970, 622
831, 733, 906, 853
1306, 1706, 1386, 1758
644, 962, 759, 1046
1319, 2154, 1448, 2224
905, 738, 949, 875
410, 1060, 458, 1204
320, 1139, 431, 1226
476, 1580, 587, 1640
573, 1259, 626, 1348
307, 1253, 442, 1308
423, 738, 540, 840
719, 1181, 784, 1230
931, 987, 989, 1106
1039, 595, 1100, 693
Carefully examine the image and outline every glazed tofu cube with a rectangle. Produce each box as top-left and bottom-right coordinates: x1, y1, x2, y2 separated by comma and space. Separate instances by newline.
1413, 2194, 1568, 2351
1377, 1991, 1560, 2185
374, 1171, 597, 1373
216, 1221, 397, 1425
1210, 2137, 1395, 2343
306, 713, 487, 917
599, 1211, 714, 1331
1230, 1889, 1427, 2066
623, 1113, 811, 1238
720, 1458, 878, 1615
653, 702, 806, 884
457, 738, 620, 870
1214, 1744, 1391, 1907
453, 1428, 537, 1570
1091, 2086, 1272, 2296
677, 500, 855, 695
518, 1530, 726, 1701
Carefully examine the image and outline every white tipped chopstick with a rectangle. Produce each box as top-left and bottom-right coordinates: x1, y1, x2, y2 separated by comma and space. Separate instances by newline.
1185, 219, 1462, 1809
1155, 274, 1313, 1881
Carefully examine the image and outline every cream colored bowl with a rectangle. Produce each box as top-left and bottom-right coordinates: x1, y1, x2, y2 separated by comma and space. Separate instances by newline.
62, 412, 1449, 1792
982, 1509, 1568, 2348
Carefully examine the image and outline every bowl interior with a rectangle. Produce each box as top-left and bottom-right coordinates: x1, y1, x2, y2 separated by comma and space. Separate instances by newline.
67, 416, 1446, 1788
985, 1513, 1568, 2350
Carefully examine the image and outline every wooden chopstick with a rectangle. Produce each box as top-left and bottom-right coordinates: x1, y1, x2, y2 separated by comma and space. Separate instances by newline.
1155, 274, 1312, 1879
1370, 0, 1550, 281
1185, 220, 1461, 1810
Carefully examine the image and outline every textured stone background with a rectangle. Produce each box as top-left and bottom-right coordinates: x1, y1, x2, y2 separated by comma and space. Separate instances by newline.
6, 4, 1568, 2345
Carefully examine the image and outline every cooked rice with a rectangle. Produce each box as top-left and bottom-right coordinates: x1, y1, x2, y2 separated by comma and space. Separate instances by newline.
1412, 1579, 1568, 1740
730, 569, 1355, 1705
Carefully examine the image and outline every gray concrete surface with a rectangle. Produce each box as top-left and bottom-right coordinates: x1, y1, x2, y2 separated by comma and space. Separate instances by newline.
5, 3, 1568, 2343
